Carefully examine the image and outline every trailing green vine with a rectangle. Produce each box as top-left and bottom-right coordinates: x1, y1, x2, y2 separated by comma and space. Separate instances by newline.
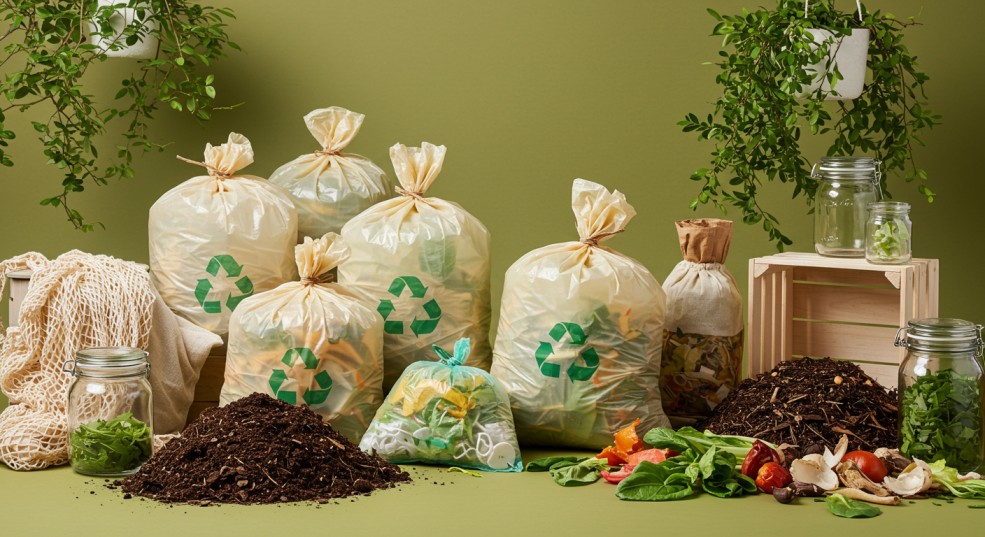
0, 0, 239, 230
681, 1, 940, 250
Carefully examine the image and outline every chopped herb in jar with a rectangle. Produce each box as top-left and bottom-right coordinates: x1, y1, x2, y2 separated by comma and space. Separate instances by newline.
70, 413, 152, 475
901, 369, 982, 471
869, 220, 910, 260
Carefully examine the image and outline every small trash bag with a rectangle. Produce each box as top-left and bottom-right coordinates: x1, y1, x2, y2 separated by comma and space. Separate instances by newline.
149, 133, 298, 336
221, 233, 384, 443
269, 107, 392, 243
660, 219, 743, 427
359, 338, 522, 472
339, 142, 492, 390
491, 179, 670, 449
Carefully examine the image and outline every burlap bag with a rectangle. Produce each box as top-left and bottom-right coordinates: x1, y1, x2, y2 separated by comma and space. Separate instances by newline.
660, 219, 743, 427
339, 142, 491, 390
0, 251, 220, 471
491, 179, 670, 449
149, 133, 298, 336
221, 233, 384, 443
269, 107, 392, 243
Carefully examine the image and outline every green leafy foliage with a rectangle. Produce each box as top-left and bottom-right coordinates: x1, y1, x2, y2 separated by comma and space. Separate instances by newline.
642, 426, 766, 463
825, 493, 882, 518
69, 412, 152, 474
615, 447, 757, 501
0, 0, 239, 230
927, 460, 985, 499
525, 455, 608, 486
682, 1, 940, 250
869, 219, 911, 260
901, 369, 982, 471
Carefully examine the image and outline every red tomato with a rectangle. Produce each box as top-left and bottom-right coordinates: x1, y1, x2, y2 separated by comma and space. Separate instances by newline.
842, 451, 888, 482
755, 462, 792, 493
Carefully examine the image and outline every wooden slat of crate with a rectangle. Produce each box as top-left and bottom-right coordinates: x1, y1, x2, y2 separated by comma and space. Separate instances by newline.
748, 253, 939, 389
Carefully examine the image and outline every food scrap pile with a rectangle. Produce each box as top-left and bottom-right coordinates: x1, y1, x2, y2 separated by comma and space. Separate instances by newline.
120, 393, 410, 504
700, 358, 898, 450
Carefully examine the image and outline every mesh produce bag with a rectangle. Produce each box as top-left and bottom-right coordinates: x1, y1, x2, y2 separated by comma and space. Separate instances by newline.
221, 233, 384, 443
660, 219, 743, 427
269, 107, 392, 243
339, 142, 491, 390
490, 179, 670, 449
149, 133, 298, 336
360, 338, 521, 472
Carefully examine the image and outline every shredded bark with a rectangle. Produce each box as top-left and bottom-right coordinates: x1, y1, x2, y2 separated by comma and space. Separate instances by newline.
700, 358, 898, 451
120, 393, 410, 504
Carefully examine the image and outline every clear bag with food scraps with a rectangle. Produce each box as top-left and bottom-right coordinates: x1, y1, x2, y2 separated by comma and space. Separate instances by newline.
490, 179, 670, 449
339, 142, 491, 390
269, 107, 392, 243
149, 133, 298, 336
359, 338, 521, 472
660, 219, 743, 427
220, 233, 384, 443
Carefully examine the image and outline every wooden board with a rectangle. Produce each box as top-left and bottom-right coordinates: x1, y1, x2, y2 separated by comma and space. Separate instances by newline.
792, 283, 900, 325
193, 355, 225, 401
791, 321, 901, 364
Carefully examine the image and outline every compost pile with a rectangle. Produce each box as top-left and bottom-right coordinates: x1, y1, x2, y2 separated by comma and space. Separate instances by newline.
700, 358, 898, 450
120, 393, 410, 504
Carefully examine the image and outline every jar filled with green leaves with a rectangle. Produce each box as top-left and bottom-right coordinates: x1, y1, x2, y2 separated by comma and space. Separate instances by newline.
64, 347, 153, 477
896, 319, 985, 473
866, 201, 912, 264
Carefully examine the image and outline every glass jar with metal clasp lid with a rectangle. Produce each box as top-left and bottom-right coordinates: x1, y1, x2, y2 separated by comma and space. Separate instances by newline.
812, 156, 882, 257
895, 319, 985, 473
64, 347, 154, 476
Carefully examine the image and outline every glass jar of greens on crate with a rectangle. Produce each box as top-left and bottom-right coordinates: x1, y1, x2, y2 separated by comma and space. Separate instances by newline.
896, 319, 985, 473
866, 201, 912, 264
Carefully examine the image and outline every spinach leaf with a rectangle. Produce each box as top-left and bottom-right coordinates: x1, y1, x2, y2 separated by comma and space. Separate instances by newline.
826, 493, 883, 518
901, 369, 982, 470
616, 461, 695, 501
525, 456, 585, 472
642, 426, 763, 462
69, 413, 152, 474
548, 458, 608, 486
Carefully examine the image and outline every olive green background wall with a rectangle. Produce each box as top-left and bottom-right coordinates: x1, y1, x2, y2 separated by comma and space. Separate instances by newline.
1, 1, 982, 388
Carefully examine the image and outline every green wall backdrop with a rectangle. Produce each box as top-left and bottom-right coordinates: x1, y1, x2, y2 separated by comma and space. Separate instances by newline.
1, 0, 982, 358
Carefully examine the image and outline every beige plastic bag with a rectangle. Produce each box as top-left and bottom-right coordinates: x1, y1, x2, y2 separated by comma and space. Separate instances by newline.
660, 219, 743, 427
339, 142, 491, 390
491, 179, 670, 449
269, 107, 392, 243
221, 233, 384, 442
149, 133, 298, 336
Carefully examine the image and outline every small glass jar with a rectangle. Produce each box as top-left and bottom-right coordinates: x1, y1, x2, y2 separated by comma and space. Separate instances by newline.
812, 156, 882, 257
895, 319, 985, 473
866, 201, 912, 264
64, 347, 153, 476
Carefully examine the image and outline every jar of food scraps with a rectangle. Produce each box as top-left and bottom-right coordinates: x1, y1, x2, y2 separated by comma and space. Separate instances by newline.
866, 201, 912, 264
812, 156, 882, 257
895, 319, 985, 473
64, 347, 154, 476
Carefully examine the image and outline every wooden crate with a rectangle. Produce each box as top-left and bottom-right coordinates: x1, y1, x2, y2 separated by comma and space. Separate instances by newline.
186, 343, 226, 424
748, 252, 939, 388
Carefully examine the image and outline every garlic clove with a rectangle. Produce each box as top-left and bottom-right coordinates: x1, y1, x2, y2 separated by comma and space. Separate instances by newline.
883, 459, 932, 496
822, 434, 850, 468
790, 457, 839, 491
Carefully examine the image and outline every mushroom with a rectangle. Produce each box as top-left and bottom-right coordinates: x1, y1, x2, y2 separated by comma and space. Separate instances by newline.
873, 447, 912, 473
822, 434, 849, 469
883, 459, 933, 497
828, 487, 901, 506
836, 460, 891, 496
790, 454, 839, 491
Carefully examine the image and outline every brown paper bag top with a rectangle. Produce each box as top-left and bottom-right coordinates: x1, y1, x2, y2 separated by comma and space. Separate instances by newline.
675, 219, 733, 263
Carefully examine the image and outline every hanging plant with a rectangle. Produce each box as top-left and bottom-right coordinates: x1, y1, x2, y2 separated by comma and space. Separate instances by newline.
0, 0, 239, 231
680, 0, 940, 250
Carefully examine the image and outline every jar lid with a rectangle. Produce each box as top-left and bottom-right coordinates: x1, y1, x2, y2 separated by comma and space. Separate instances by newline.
896, 318, 983, 353
867, 201, 910, 213
811, 156, 881, 181
65, 347, 149, 378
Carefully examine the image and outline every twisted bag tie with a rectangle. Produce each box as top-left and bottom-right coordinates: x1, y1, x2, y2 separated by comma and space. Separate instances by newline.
300, 272, 335, 286
175, 155, 233, 179
581, 229, 624, 247
396, 187, 426, 200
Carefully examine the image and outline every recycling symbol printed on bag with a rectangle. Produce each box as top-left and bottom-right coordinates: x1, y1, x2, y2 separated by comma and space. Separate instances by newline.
535, 322, 600, 381
194, 254, 254, 313
267, 347, 333, 405
376, 275, 442, 336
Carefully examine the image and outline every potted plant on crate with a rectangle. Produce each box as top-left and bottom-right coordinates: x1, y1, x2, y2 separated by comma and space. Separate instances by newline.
680, 0, 940, 250
0, 0, 239, 230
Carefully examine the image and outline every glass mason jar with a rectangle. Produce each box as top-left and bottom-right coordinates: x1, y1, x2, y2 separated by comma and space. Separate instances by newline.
812, 156, 882, 257
64, 347, 153, 476
865, 201, 912, 264
895, 319, 985, 473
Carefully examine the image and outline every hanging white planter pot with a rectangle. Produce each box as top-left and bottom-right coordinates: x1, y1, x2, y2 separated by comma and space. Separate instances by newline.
86, 1, 159, 59
804, 28, 869, 100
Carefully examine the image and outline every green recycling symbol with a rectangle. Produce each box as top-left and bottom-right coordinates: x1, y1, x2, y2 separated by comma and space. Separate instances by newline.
267, 347, 333, 405
194, 254, 254, 313
376, 275, 441, 336
535, 322, 600, 382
